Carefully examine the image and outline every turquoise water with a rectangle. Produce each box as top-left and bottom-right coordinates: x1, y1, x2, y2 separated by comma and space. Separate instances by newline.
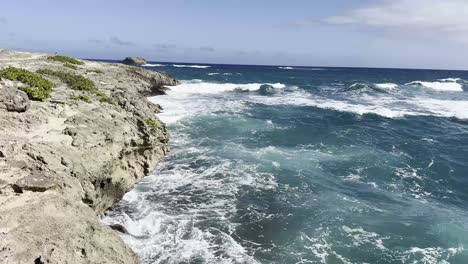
103, 63, 468, 263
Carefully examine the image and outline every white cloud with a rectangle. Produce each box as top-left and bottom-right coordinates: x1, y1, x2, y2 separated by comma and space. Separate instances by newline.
321, 0, 468, 43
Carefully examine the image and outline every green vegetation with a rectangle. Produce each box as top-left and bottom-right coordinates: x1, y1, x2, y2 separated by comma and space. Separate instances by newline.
63, 63, 78, 70
37, 69, 95, 91
48, 55, 84, 65
0, 66, 54, 101
86, 69, 103, 74
127, 66, 141, 73
98, 95, 115, 105
145, 118, 159, 129
70, 93, 92, 103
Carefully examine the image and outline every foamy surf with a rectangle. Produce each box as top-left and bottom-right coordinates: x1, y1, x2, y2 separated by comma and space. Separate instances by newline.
406, 81, 464, 92
107, 64, 468, 263
163, 80, 286, 95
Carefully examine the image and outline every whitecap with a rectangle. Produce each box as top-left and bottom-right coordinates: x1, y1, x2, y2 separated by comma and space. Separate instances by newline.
247, 91, 468, 120
374, 83, 398, 89
279, 66, 294, 70
406, 81, 463, 92
162, 80, 286, 95
143, 63, 166, 67
172, 64, 211, 69
207, 73, 220, 76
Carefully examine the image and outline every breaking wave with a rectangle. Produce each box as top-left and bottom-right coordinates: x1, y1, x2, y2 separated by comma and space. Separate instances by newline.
406, 81, 464, 92
172, 64, 211, 69
374, 83, 398, 89
143, 63, 166, 67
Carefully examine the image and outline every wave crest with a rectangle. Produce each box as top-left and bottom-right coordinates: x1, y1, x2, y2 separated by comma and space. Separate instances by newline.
172, 64, 211, 69
406, 81, 463, 92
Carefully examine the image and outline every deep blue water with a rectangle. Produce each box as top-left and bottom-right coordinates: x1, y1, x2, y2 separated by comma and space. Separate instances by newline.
103, 62, 468, 263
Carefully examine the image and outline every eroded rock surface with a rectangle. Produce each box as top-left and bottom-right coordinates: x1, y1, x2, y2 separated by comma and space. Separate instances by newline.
0, 49, 179, 263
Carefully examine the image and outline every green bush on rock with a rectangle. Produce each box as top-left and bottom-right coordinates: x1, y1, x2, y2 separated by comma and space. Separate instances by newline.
48, 55, 84, 65
37, 69, 95, 91
70, 93, 92, 103
144, 118, 159, 129
98, 95, 115, 105
0, 66, 54, 101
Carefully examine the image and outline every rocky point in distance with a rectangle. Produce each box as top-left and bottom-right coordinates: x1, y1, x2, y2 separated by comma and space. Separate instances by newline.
0, 49, 178, 263
122, 57, 147, 66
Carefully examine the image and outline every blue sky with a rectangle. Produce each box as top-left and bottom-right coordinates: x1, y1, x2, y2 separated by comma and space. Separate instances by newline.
1, 0, 468, 69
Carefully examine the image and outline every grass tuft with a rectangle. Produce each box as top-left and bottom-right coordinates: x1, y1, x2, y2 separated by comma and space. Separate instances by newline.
98, 95, 116, 105
70, 93, 92, 103
0, 66, 54, 101
48, 55, 84, 65
144, 118, 159, 129
64, 63, 78, 70
37, 69, 95, 91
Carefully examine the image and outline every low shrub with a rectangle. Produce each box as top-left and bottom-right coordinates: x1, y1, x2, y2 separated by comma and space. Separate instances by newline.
64, 63, 78, 70
37, 69, 95, 91
144, 118, 159, 129
98, 95, 115, 105
48, 55, 84, 65
70, 93, 92, 103
127, 66, 141, 73
0, 66, 54, 100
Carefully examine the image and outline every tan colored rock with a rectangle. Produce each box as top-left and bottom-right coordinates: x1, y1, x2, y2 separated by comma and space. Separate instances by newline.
0, 49, 179, 263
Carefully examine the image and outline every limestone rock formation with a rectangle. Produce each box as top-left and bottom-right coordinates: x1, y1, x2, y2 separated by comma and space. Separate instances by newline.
0, 49, 179, 263
122, 57, 146, 66
0, 80, 30, 112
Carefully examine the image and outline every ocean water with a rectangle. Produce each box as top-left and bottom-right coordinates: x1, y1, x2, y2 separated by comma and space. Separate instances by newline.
102, 63, 468, 264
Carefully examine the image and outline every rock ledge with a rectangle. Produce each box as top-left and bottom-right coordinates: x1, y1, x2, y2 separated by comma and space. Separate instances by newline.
0, 50, 178, 263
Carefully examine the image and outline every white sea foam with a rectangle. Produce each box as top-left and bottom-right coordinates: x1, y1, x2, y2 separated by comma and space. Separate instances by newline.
400, 246, 464, 264
153, 80, 468, 122
101, 128, 275, 263
149, 81, 288, 124
374, 83, 398, 89
247, 90, 468, 120
172, 64, 211, 69
406, 81, 463, 92
207, 72, 220, 75
342, 226, 386, 250
143, 63, 166, 67
164, 81, 286, 95
279, 66, 294, 70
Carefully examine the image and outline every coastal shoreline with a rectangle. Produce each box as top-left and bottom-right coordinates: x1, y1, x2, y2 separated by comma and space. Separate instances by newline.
0, 49, 178, 263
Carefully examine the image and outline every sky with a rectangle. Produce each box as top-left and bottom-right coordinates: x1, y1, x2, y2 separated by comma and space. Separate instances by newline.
1, 0, 468, 69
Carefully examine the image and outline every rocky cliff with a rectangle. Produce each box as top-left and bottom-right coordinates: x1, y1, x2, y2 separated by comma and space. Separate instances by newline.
0, 50, 178, 263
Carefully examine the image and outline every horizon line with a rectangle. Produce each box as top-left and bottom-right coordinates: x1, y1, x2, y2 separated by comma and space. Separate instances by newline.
86, 57, 468, 72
